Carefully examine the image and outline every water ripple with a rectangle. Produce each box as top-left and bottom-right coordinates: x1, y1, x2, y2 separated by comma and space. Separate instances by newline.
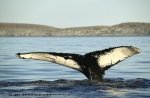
0, 78, 150, 97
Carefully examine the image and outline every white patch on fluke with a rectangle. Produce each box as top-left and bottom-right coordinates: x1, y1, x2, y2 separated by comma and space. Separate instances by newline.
98, 47, 139, 68
18, 53, 80, 70
54, 56, 80, 69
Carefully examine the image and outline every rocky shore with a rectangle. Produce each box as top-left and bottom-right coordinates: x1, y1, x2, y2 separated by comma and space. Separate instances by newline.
0, 22, 150, 37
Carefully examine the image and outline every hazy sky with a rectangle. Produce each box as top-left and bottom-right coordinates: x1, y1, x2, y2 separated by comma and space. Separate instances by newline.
0, 0, 150, 27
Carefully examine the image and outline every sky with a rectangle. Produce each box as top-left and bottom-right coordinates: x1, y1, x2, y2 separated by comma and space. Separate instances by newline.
0, 0, 150, 27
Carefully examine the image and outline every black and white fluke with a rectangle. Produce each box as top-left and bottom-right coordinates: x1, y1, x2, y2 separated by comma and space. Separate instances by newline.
16, 46, 140, 81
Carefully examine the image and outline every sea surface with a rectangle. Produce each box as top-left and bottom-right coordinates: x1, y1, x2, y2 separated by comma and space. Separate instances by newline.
0, 37, 150, 98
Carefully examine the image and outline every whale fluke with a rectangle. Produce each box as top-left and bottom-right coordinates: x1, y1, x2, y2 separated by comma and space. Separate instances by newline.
16, 46, 140, 81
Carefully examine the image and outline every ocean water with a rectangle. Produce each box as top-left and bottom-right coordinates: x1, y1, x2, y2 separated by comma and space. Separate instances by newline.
0, 37, 150, 98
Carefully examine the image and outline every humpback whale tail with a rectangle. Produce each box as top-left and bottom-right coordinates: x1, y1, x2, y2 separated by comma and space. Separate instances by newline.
16, 46, 140, 81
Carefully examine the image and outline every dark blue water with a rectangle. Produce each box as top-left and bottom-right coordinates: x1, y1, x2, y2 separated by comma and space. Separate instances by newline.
0, 37, 150, 98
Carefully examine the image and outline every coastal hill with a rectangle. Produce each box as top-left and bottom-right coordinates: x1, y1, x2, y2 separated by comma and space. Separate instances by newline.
0, 22, 150, 37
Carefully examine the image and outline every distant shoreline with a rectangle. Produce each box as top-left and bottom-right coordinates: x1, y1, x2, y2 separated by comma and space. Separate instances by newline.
0, 22, 150, 37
